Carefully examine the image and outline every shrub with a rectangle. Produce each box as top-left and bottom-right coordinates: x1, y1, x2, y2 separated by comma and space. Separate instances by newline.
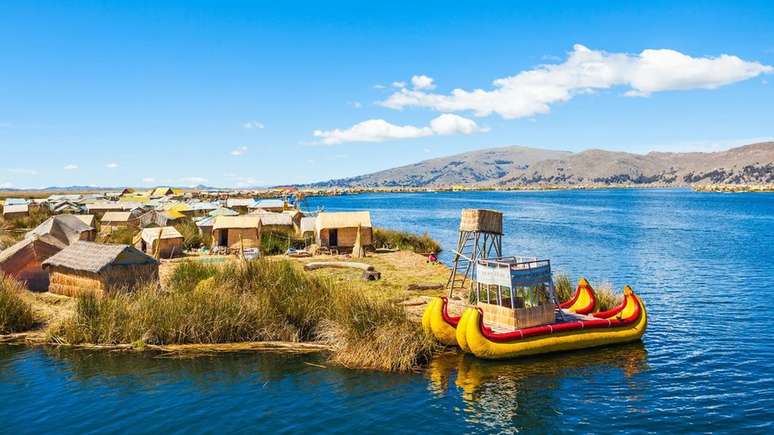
0, 275, 35, 334
260, 232, 292, 256
174, 220, 205, 250
373, 228, 441, 254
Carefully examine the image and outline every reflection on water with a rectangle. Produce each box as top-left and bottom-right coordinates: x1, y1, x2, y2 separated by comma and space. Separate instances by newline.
427, 345, 648, 432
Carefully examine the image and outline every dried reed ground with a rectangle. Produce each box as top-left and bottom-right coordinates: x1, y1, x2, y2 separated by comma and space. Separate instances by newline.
0, 274, 35, 334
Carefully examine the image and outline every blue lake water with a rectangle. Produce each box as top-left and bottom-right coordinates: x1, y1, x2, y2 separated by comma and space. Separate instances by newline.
2, 189, 773, 433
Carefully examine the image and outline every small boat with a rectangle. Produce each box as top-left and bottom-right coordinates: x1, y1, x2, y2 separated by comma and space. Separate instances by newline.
459, 286, 647, 360
422, 277, 599, 347
423, 256, 647, 360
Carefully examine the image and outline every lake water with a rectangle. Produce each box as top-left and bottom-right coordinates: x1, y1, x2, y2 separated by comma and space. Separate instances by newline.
2, 190, 773, 433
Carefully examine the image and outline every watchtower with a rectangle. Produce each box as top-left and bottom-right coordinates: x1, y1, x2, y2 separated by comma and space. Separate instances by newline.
446, 209, 503, 298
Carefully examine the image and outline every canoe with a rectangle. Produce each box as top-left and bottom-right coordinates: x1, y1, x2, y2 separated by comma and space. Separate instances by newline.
461, 286, 647, 360
423, 278, 598, 347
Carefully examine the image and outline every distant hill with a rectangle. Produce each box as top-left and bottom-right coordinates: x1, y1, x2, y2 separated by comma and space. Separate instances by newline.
310, 142, 774, 188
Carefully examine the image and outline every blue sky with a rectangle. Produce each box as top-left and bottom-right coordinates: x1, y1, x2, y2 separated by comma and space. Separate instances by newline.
1, 1, 773, 188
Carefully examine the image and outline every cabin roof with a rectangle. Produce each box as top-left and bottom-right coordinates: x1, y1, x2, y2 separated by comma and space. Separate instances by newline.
140, 226, 183, 243
42, 241, 158, 273
26, 215, 94, 246
250, 211, 292, 226
316, 211, 372, 230
212, 215, 261, 230
101, 211, 134, 222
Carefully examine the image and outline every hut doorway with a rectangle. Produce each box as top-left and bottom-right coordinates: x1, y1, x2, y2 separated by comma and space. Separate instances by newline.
329, 229, 338, 247
219, 230, 228, 247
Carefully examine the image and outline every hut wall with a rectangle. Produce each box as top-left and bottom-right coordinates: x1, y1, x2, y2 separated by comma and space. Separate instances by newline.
156, 238, 184, 258
2, 211, 29, 220
212, 228, 261, 249
102, 263, 159, 290
48, 268, 106, 297
319, 227, 373, 248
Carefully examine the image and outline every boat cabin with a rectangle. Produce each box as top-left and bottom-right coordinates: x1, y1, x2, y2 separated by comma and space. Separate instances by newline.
473, 256, 558, 330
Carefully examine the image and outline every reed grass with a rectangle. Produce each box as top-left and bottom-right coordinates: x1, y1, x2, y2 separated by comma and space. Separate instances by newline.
373, 228, 441, 254
50, 259, 431, 371
0, 274, 35, 334
98, 227, 136, 245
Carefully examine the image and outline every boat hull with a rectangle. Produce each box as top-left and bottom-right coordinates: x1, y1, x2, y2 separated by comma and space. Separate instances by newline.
422, 297, 459, 346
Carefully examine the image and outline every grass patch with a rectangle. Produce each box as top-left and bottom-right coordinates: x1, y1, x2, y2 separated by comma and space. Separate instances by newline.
373, 228, 441, 254
0, 274, 35, 334
0, 207, 51, 231
50, 258, 432, 372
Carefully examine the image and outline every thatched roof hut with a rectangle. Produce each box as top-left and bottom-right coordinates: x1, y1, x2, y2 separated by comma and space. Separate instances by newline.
249, 211, 294, 234
211, 216, 262, 250
2, 204, 29, 220
252, 199, 285, 212
26, 214, 96, 245
100, 211, 138, 232
74, 214, 96, 228
42, 241, 159, 297
315, 211, 373, 249
0, 236, 65, 291
134, 226, 184, 258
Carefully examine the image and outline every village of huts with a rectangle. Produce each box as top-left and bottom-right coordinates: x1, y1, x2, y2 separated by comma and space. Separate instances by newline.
0, 188, 386, 296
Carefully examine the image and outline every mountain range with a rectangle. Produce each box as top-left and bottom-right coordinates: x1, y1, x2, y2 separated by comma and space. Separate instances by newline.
310, 142, 774, 188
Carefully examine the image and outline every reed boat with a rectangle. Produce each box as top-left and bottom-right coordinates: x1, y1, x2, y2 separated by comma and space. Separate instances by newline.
458, 285, 646, 359
423, 256, 647, 360
422, 276, 600, 347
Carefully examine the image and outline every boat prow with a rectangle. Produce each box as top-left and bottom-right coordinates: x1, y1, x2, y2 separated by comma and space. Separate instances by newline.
463, 286, 647, 360
422, 297, 461, 346
559, 278, 597, 315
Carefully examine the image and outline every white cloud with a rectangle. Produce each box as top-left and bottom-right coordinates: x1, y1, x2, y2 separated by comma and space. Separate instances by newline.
106, 162, 119, 168
313, 114, 486, 145
411, 75, 435, 90
348, 101, 363, 108
63, 164, 78, 170
0, 182, 13, 189
141, 177, 156, 183
231, 146, 248, 156
242, 121, 264, 129
381, 45, 772, 119
391, 81, 406, 88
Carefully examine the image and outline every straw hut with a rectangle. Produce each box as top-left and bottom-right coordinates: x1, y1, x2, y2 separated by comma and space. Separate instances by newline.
211, 216, 262, 250
2, 204, 29, 220
86, 202, 141, 218
0, 236, 65, 291
252, 199, 285, 213
315, 212, 373, 250
74, 214, 96, 228
100, 211, 138, 233
42, 241, 159, 297
151, 187, 176, 198
249, 211, 294, 235
134, 226, 184, 258
226, 198, 255, 214
26, 214, 96, 245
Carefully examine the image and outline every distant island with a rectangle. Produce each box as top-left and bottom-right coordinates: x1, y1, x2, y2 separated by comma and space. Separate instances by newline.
306, 142, 774, 190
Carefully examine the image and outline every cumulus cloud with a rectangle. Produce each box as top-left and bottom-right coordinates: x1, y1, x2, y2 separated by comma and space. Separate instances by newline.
63, 164, 78, 170
242, 121, 264, 129
313, 114, 486, 145
0, 182, 13, 189
141, 177, 156, 183
6, 168, 38, 175
411, 75, 435, 90
106, 162, 119, 168
381, 45, 772, 119
231, 146, 248, 156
